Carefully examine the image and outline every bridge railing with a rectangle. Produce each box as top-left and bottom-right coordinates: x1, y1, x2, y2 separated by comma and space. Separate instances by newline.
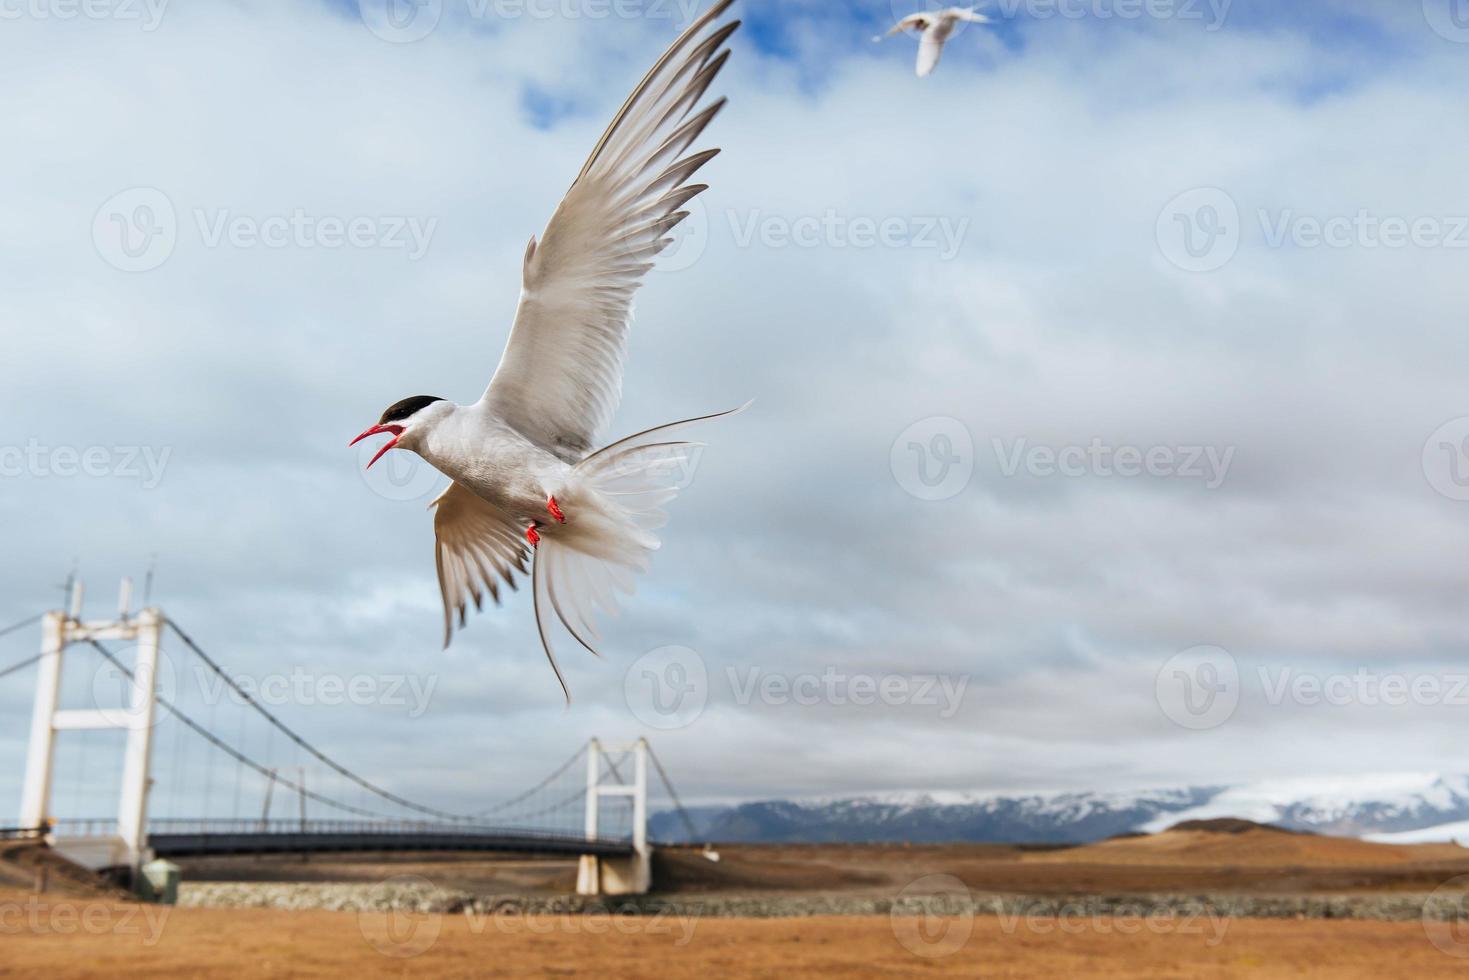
0, 826, 46, 841
49, 818, 120, 839
48, 816, 630, 845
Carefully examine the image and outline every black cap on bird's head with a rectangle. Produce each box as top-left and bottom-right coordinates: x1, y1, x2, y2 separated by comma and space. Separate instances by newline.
349, 395, 446, 468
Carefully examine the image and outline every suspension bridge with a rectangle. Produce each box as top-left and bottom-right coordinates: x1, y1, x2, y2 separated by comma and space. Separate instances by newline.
0, 580, 704, 896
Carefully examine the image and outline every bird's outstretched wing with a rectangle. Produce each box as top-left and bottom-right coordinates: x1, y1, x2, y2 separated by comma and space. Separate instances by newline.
916, 25, 947, 76
954, 6, 992, 23
876, 12, 929, 39
431, 482, 530, 647
482, 0, 741, 463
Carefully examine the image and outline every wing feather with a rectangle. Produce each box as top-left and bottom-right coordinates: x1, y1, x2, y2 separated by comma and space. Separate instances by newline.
432, 483, 529, 648
916, 27, 947, 77
483, 1, 740, 462
880, 13, 929, 38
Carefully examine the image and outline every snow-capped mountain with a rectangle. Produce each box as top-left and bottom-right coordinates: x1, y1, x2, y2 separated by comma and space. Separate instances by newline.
650, 773, 1469, 844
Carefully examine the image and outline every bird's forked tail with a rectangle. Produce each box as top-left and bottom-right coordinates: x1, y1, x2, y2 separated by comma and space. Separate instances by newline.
531, 402, 749, 700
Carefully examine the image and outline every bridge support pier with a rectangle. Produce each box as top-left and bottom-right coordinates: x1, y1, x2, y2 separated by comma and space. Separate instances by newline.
576, 851, 651, 896
576, 738, 652, 896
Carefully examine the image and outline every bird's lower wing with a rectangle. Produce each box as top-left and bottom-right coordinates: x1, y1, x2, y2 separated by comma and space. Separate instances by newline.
916, 30, 946, 76
482, 0, 740, 462
431, 482, 530, 648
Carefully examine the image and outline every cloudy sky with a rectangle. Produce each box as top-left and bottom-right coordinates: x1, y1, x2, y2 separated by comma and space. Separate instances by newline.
2, 0, 1469, 827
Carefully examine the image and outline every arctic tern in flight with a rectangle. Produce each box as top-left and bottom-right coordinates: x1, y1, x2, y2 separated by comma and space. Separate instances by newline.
351, 0, 744, 700
876, 6, 991, 77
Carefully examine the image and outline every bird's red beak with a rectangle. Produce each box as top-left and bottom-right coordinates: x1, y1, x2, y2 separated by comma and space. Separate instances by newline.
349, 423, 405, 469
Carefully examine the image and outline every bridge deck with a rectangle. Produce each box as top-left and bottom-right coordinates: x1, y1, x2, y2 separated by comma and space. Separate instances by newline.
147, 830, 634, 859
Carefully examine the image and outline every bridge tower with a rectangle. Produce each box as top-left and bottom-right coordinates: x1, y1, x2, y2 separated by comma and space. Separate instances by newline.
19, 581, 163, 879
576, 737, 652, 895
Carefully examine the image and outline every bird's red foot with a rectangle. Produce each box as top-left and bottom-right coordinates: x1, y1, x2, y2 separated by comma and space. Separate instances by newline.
526, 522, 541, 547
547, 496, 566, 524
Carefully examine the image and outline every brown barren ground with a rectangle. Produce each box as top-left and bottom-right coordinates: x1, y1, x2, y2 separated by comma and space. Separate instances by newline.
653, 830, 1469, 896
1, 892, 1465, 979
6, 826, 1469, 977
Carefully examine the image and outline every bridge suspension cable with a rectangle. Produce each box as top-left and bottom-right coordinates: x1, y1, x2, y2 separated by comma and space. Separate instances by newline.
647, 743, 701, 844
0, 613, 48, 680
83, 640, 395, 821
0, 652, 45, 681
163, 620, 474, 823
472, 743, 588, 818
0, 612, 45, 644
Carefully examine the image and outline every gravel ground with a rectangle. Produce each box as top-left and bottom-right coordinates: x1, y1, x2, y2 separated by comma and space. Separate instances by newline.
177, 881, 1469, 922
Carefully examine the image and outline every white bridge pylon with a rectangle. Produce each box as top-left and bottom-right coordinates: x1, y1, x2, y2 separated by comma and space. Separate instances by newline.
20, 582, 162, 877
577, 737, 652, 896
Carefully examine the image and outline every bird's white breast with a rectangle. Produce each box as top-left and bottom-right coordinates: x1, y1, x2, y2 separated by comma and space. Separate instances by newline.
416, 404, 571, 520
